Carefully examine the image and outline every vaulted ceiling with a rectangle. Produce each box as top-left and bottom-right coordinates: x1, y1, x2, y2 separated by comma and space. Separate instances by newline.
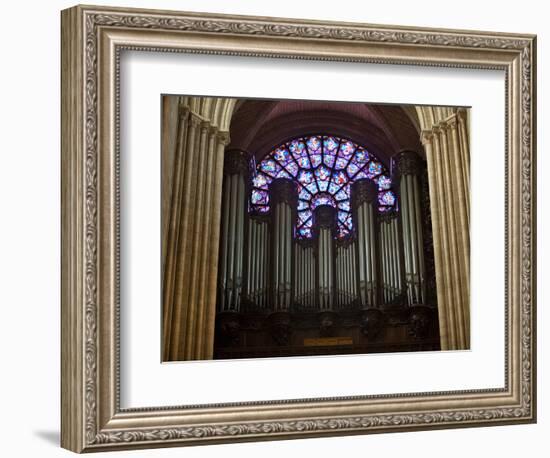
227, 99, 423, 168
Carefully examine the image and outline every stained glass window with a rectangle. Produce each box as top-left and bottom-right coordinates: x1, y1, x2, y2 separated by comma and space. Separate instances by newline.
250, 134, 397, 238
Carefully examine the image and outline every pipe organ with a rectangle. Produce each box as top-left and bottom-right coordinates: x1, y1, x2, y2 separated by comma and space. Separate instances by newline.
217, 150, 432, 316
395, 151, 426, 305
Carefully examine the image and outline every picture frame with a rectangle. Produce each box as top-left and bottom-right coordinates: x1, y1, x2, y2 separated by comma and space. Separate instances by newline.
61, 4, 536, 453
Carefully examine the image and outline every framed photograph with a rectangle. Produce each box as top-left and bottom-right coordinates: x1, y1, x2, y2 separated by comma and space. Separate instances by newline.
61, 4, 536, 453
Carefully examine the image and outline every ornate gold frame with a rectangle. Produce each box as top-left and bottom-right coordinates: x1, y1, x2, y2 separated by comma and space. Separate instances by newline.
61, 4, 537, 453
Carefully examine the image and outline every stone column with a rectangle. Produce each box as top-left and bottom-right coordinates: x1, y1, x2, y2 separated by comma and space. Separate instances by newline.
421, 112, 470, 350
352, 179, 378, 307
162, 105, 231, 361
270, 179, 297, 311
313, 205, 337, 310
394, 151, 426, 306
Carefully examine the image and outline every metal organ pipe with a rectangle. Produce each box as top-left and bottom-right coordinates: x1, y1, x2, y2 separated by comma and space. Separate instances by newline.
218, 151, 250, 313
395, 151, 426, 306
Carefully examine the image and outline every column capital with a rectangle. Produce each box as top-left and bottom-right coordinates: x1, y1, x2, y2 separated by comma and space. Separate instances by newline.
351, 178, 378, 208
379, 210, 398, 224
421, 130, 434, 145
224, 149, 252, 176
269, 178, 298, 207
394, 150, 423, 177
313, 205, 337, 232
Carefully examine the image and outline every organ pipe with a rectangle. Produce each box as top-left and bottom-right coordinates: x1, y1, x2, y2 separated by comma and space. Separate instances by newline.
218, 150, 250, 312
395, 151, 426, 305
270, 179, 297, 311
352, 180, 378, 307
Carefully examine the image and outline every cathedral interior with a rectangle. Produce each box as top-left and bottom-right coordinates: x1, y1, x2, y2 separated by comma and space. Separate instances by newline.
161, 96, 471, 362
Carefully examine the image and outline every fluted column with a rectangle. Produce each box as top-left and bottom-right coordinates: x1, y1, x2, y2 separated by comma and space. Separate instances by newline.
218, 150, 251, 313
270, 179, 297, 311
314, 206, 337, 310
421, 111, 470, 350
352, 179, 378, 307
395, 151, 426, 306
162, 105, 231, 360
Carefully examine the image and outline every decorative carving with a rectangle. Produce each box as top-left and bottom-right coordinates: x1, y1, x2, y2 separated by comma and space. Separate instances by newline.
224, 149, 252, 176
318, 311, 338, 337
393, 150, 423, 177
378, 210, 398, 224
216, 312, 241, 346
78, 9, 534, 447
267, 312, 292, 346
351, 179, 378, 207
360, 308, 385, 338
269, 178, 298, 207
407, 306, 433, 340
313, 205, 337, 231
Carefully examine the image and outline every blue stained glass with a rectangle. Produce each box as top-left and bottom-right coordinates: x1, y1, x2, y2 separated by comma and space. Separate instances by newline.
298, 186, 311, 201
367, 161, 383, 177
328, 182, 340, 194
296, 156, 310, 168
323, 152, 336, 168
376, 175, 392, 190
347, 162, 360, 177
310, 154, 322, 167
337, 211, 348, 223
311, 194, 334, 209
379, 190, 396, 206
305, 181, 318, 194
307, 136, 321, 152
289, 139, 306, 155
354, 148, 369, 164
273, 147, 291, 164
252, 134, 395, 239
338, 200, 351, 212
276, 168, 292, 179
323, 136, 339, 153
251, 189, 269, 205
260, 159, 280, 176
335, 189, 348, 201
297, 200, 309, 211
298, 227, 312, 238
298, 169, 314, 185
344, 216, 353, 230
331, 170, 347, 187
252, 173, 271, 189
354, 170, 368, 180
339, 141, 355, 157
285, 161, 299, 177
315, 165, 331, 181
338, 227, 350, 238
335, 157, 348, 170
298, 210, 312, 224
379, 206, 392, 212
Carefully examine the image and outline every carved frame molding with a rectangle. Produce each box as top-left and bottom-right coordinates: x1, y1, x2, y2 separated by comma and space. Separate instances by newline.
61, 4, 536, 452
